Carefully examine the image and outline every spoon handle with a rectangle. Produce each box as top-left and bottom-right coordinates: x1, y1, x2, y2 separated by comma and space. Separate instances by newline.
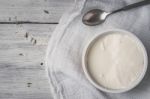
112, 0, 150, 14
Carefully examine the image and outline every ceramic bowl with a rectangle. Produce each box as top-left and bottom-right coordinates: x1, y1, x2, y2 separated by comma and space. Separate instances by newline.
82, 29, 148, 93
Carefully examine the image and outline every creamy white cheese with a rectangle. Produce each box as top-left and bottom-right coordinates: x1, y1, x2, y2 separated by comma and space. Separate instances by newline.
87, 32, 144, 89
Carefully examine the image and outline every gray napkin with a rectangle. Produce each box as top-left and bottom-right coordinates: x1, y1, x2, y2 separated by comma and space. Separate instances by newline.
45, 0, 150, 99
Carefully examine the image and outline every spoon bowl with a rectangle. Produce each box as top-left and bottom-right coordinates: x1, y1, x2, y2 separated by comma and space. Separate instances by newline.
82, 9, 109, 26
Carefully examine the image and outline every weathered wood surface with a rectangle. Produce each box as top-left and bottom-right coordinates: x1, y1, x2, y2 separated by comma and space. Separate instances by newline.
0, 24, 56, 99
0, 0, 73, 23
0, 0, 74, 99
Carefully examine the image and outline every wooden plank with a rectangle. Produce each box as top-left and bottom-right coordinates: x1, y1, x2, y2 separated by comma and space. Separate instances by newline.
0, 24, 56, 99
0, 0, 74, 23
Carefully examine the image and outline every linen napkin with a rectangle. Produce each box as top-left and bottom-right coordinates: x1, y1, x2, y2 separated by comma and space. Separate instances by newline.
45, 0, 150, 99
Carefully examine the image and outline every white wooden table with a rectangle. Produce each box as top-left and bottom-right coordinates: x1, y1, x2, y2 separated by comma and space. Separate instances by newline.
0, 0, 73, 98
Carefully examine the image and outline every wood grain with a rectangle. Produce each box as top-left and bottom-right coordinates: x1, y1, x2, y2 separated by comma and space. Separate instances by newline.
0, 24, 56, 99
0, 0, 74, 23
0, 0, 74, 98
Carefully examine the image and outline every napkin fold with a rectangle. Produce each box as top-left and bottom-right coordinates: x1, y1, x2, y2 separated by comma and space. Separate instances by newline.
46, 0, 150, 99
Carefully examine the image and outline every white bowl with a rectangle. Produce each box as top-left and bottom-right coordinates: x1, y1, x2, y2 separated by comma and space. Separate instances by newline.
82, 29, 148, 93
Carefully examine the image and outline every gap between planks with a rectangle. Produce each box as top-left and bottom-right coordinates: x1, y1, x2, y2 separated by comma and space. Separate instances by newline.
0, 21, 58, 24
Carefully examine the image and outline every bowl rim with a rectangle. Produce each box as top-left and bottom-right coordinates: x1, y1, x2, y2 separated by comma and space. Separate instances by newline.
82, 28, 148, 93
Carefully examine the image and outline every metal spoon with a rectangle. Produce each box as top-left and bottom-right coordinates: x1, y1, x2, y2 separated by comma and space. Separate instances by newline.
82, 0, 150, 26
